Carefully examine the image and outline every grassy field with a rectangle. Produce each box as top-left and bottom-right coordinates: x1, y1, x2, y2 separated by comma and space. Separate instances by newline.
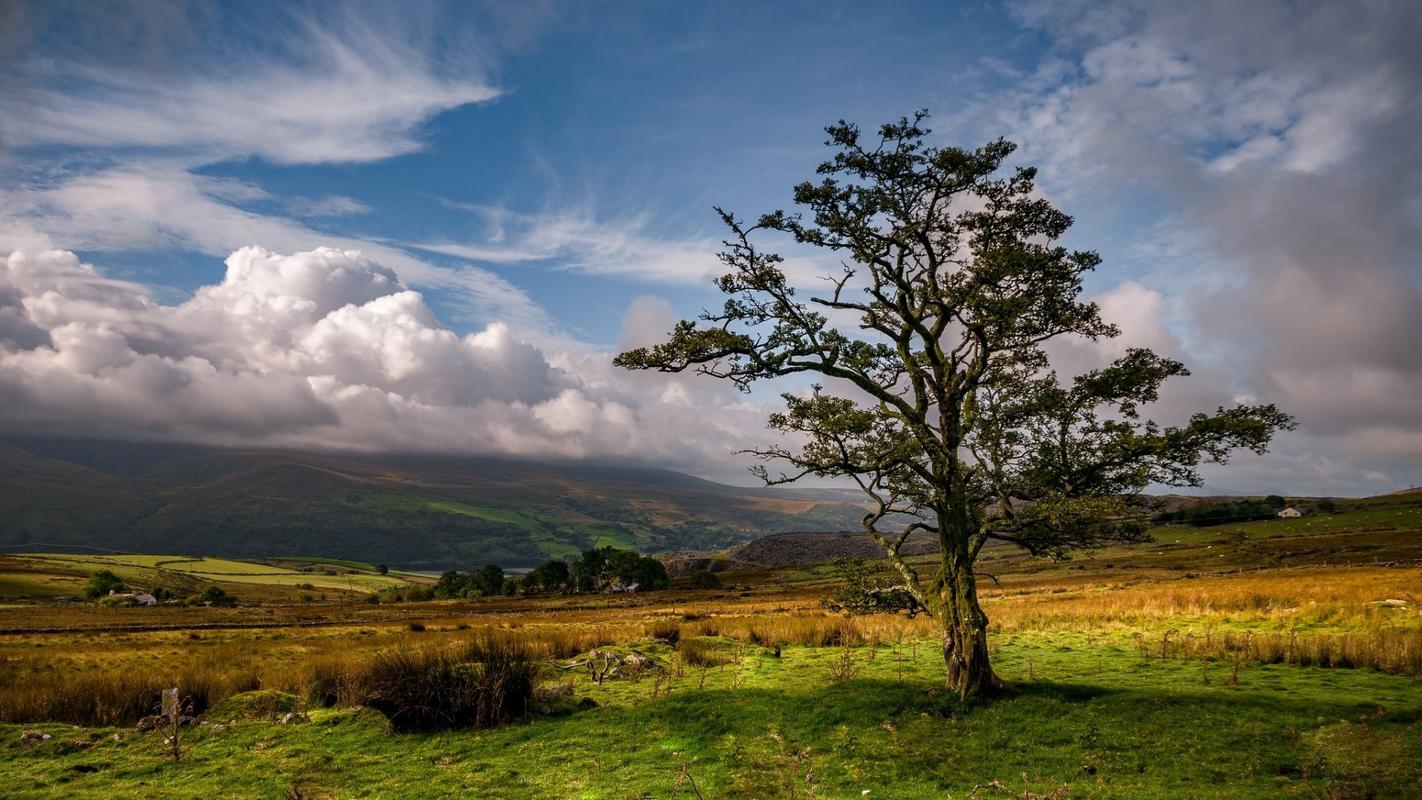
355, 493, 647, 561
0, 553, 424, 604
1, 500, 1420, 798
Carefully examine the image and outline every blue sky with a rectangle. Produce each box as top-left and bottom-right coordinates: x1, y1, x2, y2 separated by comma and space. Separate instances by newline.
1, 1, 1419, 494
186, 2, 1042, 343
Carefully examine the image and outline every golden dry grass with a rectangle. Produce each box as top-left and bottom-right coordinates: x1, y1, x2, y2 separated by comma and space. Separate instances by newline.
1, 562, 1418, 725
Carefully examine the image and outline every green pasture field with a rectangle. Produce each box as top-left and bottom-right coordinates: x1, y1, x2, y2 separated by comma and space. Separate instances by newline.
2, 497, 1420, 797
1157, 504, 1422, 543
7, 554, 415, 597
354, 492, 649, 559
3, 632, 1420, 799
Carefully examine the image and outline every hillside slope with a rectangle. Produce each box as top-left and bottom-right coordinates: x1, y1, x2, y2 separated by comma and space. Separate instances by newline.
0, 437, 868, 569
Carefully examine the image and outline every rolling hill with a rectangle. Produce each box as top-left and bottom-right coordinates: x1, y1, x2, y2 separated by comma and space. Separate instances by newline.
0, 436, 870, 569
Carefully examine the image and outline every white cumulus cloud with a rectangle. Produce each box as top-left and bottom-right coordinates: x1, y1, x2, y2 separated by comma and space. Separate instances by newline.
0, 246, 771, 474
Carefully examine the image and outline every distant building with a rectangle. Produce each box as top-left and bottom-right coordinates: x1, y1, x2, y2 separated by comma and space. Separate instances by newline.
1276, 506, 1304, 518
106, 590, 159, 606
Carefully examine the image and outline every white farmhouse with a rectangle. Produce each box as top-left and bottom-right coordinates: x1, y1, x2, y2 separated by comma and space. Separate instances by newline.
1276, 506, 1303, 518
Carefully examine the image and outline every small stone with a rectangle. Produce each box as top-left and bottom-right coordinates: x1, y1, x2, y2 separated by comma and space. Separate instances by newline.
20, 730, 51, 748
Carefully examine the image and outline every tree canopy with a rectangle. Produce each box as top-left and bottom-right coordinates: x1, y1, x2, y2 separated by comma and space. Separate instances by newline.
617, 112, 1292, 696
83, 569, 126, 600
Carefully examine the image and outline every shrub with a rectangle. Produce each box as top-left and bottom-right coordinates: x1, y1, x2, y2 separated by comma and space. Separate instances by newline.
190, 585, 237, 607
360, 634, 538, 732
83, 569, 126, 599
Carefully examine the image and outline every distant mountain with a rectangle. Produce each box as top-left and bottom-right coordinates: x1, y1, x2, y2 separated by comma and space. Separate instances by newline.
0, 437, 870, 570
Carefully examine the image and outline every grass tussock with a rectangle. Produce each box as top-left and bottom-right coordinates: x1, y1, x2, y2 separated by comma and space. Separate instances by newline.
0, 662, 260, 727
687, 613, 895, 648
678, 637, 736, 668
1152, 625, 1422, 675
360, 632, 538, 733
644, 619, 682, 646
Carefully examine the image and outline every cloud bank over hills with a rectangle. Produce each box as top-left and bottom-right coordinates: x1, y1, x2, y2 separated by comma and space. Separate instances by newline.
0, 245, 767, 470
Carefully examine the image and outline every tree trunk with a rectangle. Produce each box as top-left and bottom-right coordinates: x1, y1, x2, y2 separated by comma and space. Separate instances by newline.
940, 560, 1003, 699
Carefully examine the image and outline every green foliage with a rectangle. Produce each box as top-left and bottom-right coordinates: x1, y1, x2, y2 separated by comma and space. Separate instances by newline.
522, 558, 570, 593
192, 585, 237, 607
821, 557, 922, 617
81, 569, 125, 600
1156, 499, 1282, 527
473, 564, 504, 596
433, 570, 463, 598
433, 564, 506, 598
616, 111, 1293, 694
570, 546, 669, 591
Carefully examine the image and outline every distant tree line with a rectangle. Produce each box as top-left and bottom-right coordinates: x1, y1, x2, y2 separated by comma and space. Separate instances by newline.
429, 546, 669, 600
1152, 495, 1334, 527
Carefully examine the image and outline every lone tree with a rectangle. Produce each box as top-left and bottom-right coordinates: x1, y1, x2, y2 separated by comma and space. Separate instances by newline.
616, 113, 1293, 698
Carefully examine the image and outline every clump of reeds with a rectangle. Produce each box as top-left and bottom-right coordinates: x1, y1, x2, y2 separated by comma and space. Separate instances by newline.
359, 632, 538, 733
678, 637, 735, 668
0, 663, 259, 727
1149, 625, 1422, 676
645, 619, 682, 646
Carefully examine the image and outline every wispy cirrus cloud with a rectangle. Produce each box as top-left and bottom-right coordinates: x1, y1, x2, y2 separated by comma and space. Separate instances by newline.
0, 2, 564, 339
411, 200, 835, 287
412, 202, 726, 284
0, 4, 500, 165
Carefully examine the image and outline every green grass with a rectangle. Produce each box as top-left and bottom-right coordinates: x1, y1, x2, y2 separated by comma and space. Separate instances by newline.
352, 493, 659, 560
11, 554, 412, 595
424, 500, 536, 527
357, 493, 540, 529
270, 558, 382, 572
3, 635, 1420, 798
1155, 505, 1422, 544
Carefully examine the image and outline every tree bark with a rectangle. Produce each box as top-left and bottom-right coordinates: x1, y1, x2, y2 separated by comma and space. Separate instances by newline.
940, 560, 1003, 699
